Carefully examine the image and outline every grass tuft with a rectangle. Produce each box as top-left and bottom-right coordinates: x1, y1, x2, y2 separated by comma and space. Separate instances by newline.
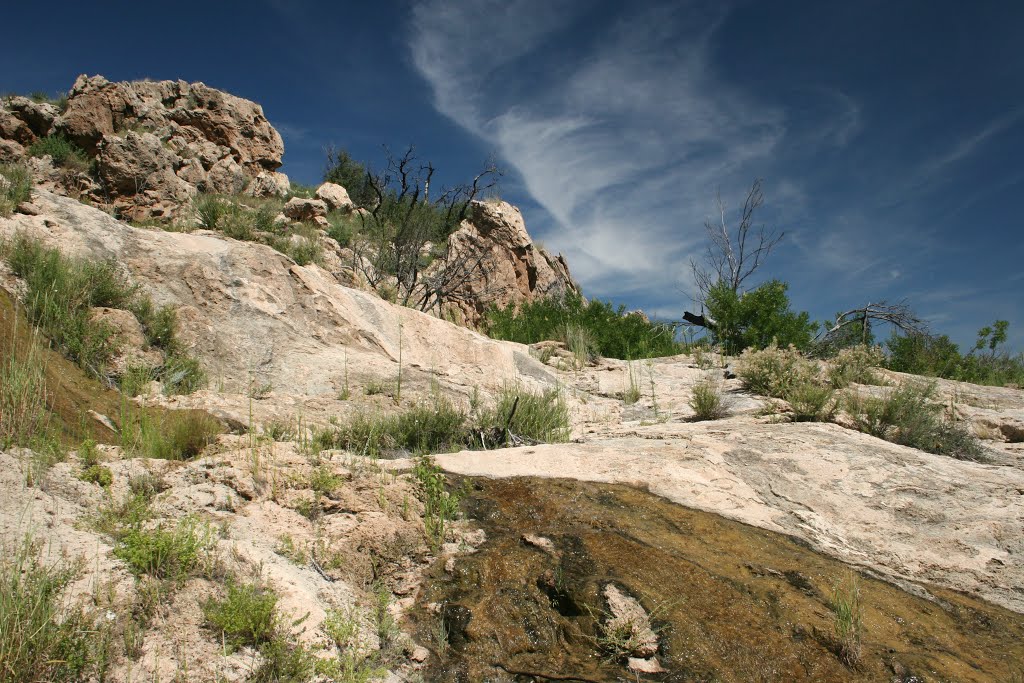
0, 163, 32, 216
689, 380, 727, 421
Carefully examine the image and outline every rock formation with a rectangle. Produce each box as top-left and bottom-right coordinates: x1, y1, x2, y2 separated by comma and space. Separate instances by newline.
0, 75, 287, 220
444, 198, 579, 326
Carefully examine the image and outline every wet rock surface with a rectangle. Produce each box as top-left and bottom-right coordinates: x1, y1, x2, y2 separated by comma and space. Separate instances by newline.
413, 477, 1024, 682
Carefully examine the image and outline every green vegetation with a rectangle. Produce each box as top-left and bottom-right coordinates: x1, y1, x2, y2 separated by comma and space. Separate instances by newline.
0, 325, 49, 450
0, 537, 100, 682
487, 292, 680, 359
315, 385, 569, 457
203, 578, 278, 652
27, 134, 90, 172
413, 455, 466, 549
831, 573, 864, 668
113, 515, 218, 581
77, 439, 112, 488
828, 344, 885, 388
1, 235, 205, 393
0, 163, 32, 216
704, 279, 816, 355
736, 345, 836, 422
847, 382, 983, 460
119, 408, 221, 460
689, 380, 727, 421
887, 321, 1024, 387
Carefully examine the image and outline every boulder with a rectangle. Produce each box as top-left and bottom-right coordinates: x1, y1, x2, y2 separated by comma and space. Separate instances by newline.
283, 197, 327, 222
95, 131, 195, 219
247, 171, 290, 198
0, 139, 24, 163
315, 182, 353, 212
4, 97, 58, 139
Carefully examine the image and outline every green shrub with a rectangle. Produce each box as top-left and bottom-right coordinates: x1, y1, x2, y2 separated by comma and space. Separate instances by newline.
27, 134, 90, 172
828, 344, 885, 388
704, 279, 817, 354
113, 515, 216, 581
0, 537, 97, 682
413, 455, 466, 549
203, 579, 278, 652
689, 380, 727, 421
487, 292, 680, 359
786, 381, 837, 422
849, 382, 984, 459
0, 163, 32, 216
886, 327, 1024, 388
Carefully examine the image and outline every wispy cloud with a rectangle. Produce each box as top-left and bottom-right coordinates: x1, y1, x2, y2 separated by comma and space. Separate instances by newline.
919, 108, 1024, 179
408, 0, 797, 299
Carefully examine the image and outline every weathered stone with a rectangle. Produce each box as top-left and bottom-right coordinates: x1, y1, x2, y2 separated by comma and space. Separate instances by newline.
90, 306, 164, 375
4, 97, 58, 138
602, 584, 659, 658
283, 197, 328, 222
247, 171, 290, 198
315, 182, 353, 212
0, 138, 24, 163
443, 199, 580, 326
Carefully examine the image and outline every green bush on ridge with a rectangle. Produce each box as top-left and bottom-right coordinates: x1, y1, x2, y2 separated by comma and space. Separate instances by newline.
486, 292, 680, 360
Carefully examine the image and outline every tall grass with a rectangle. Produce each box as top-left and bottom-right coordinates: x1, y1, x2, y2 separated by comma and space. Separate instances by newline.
0, 325, 48, 449
1, 235, 205, 393
831, 573, 864, 667
0, 163, 32, 217
0, 536, 97, 682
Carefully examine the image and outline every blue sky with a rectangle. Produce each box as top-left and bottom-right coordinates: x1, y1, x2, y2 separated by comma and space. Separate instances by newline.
3, 0, 1022, 351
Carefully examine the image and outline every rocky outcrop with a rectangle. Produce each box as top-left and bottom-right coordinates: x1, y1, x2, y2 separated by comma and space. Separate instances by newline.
445, 199, 580, 326
1, 75, 286, 220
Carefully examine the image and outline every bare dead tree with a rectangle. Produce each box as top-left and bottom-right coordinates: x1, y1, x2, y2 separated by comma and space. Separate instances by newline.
689, 178, 784, 304
815, 300, 927, 347
342, 145, 503, 314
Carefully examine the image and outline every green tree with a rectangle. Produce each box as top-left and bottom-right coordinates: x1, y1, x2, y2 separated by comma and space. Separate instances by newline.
704, 279, 816, 354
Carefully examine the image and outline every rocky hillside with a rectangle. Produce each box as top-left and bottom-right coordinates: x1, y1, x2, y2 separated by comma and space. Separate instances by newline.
1, 77, 1022, 682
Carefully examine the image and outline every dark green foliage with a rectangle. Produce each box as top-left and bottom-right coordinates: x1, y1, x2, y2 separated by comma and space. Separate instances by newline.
486, 292, 680, 359
705, 279, 816, 354
27, 134, 90, 171
203, 579, 278, 652
849, 382, 984, 460
119, 409, 221, 460
324, 147, 377, 208
886, 322, 1024, 387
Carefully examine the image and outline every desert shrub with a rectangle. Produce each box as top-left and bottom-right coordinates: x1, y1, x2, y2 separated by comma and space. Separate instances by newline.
786, 382, 837, 422
203, 579, 278, 652
0, 163, 32, 216
689, 380, 727, 421
413, 455, 466, 549
326, 211, 361, 248
704, 279, 817, 354
735, 344, 818, 398
27, 134, 90, 172
487, 292, 680, 359
0, 537, 99, 682
828, 344, 885, 388
848, 382, 984, 459
114, 515, 217, 581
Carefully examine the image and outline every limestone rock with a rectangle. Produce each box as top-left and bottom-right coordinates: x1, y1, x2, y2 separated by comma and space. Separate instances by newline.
96, 132, 196, 220
315, 182, 353, 212
283, 197, 327, 222
0, 138, 24, 163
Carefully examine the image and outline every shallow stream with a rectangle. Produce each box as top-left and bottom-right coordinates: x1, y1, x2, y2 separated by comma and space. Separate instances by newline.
411, 476, 1023, 682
